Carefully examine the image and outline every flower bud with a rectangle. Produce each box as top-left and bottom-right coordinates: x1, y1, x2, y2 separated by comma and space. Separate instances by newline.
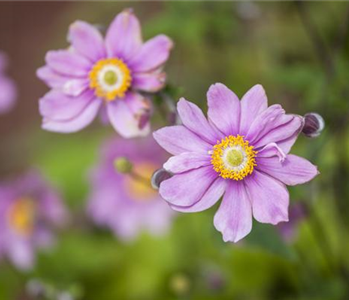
113, 157, 133, 174
302, 113, 324, 138
151, 168, 172, 189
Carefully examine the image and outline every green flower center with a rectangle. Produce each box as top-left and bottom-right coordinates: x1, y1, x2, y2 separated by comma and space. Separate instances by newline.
226, 149, 244, 167
104, 70, 118, 86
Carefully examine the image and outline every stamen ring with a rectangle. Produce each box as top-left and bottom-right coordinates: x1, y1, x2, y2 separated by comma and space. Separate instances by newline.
211, 135, 257, 180
89, 58, 132, 101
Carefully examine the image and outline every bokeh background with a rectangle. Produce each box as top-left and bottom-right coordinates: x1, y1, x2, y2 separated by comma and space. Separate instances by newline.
1, 1, 349, 299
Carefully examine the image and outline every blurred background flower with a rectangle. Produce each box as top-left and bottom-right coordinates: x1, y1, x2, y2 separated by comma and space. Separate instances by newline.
87, 136, 174, 241
0, 51, 17, 114
0, 170, 66, 270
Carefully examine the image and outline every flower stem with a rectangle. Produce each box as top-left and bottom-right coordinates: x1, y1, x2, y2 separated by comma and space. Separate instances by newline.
129, 171, 151, 188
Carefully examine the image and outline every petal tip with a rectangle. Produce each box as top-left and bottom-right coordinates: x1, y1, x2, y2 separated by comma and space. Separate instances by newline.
272, 216, 289, 225
177, 97, 188, 107
166, 36, 175, 49
157, 34, 174, 50
253, 83, 264, 90
36, 66, 46, 79
162, 162, 170, 172
158, 184, 168, 201
152, 129, 161, 140
209, 82, 226, 90
122, 7, 134, 15
69, 20, 81, 29
41, 121, 53, 132
207, 82, 232, 99
221, 232, 246, 243
251, 84, 266, 96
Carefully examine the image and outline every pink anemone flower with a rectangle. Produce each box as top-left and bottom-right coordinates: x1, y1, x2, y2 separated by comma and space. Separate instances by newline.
154, 83, 318, 242
87, 136, 175, 241
0, 171, 66, 270
37, 9, 173, 137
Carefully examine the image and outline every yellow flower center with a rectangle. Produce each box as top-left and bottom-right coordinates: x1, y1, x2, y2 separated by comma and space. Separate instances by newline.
7, 197, 36, 237
89, 58, 132, 101
125, 162, 158, 202
211, 135, 257, 180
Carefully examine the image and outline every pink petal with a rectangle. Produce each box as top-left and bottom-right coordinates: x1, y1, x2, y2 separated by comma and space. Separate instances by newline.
0, 76, 16, 114
105, 9, 142, 61
153, 125, 211, 155
213, 181, 252, 242
258, 143, 286, 162
245, 171, 289, 225
35, 229, 54, 248
253, 115, 303, 151
207, 83, 240, 136
107, 94, 150, 138
37, 66, 70, 89
129, 97, 151, 131
68, 21, 106, 62
275, 121, 305, 154
123, 92, 151, 117
129, 34, 173, 72
177, 98, 220, 144
63, 79, 89, 96
239, 84, 268, 135
170, 177, 227, 213
124, 92, 152, 131
163, 152, 211, 173
42, 98, 102, 133
110, 207, 142, 242
39, 89, 94, 121
143, 205, 174, 237
132, 71, 166, 92
159, 166, 217, 207
256, 154, 319, 186
245, 104, 284, 143
8, 241, 34, 271
45, 50, 91, 77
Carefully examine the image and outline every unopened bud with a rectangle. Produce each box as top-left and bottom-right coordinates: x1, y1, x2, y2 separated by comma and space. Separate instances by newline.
114, 157, 133, 174
302, 113, 324, 138
151, 168, 172, 189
